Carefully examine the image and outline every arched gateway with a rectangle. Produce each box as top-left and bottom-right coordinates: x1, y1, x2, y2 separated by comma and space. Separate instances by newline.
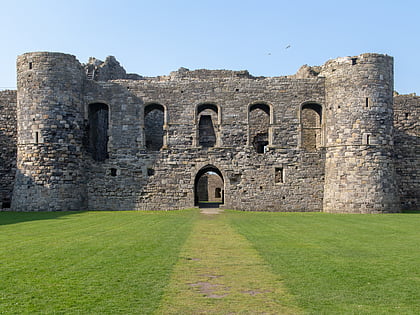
194, 165, 224, 208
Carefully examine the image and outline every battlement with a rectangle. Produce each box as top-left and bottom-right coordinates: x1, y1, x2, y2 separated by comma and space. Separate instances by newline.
0, 52, 417, 212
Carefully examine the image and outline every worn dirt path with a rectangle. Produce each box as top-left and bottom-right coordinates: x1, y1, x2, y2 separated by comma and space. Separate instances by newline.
155, 210, 302, 314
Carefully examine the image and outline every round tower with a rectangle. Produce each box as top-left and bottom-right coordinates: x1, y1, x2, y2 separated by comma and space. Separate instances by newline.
321, 53, 400, 213
12, 52, 86, 211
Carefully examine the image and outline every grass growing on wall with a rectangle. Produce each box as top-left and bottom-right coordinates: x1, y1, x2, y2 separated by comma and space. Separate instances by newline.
0, 210, 197, 314
227, 211, 420, 314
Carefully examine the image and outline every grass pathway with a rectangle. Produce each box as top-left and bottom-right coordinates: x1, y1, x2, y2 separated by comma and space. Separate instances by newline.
156, 211, 302, 314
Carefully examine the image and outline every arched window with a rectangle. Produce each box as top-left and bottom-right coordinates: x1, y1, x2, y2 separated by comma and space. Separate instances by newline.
196, 103, 219, 147
89, 103, 109, 161
145, 103, 165, 151
301, 103, 322, 151
249, 103, 270, 153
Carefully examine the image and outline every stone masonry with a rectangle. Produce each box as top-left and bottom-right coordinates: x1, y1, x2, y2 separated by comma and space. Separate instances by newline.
0, 51, 418, 212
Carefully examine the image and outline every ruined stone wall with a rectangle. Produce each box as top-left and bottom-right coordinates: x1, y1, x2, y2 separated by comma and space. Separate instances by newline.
394, 94, 420, 210
207, 173, 223, 202
8, 51, 417, 213
85, 74, 326, 212
0, 90, 17, 208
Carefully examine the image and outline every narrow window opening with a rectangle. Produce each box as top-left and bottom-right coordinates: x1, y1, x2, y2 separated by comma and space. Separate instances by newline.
147, 168, 155, 176
366, 134, 370, 145
405, 113, 409, 119
301, 103, 322, 151
275, 167, 284, 183
366, 98, 369, 108
196, 104, 219, 148
88, 103, 109, 161
29, 62, 33, 70
110, 168, 117, 176
351, 58, 357, 65
249, 103, 270, 153
145, 103, 165, 151
35, 132, 39, 144
198, 115, 216, 147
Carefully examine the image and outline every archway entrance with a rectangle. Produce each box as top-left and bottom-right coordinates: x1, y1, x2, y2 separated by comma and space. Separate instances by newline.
194, 165, 224, 208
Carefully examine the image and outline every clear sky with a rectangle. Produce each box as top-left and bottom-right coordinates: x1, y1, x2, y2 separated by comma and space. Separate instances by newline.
1, 0, 419, 94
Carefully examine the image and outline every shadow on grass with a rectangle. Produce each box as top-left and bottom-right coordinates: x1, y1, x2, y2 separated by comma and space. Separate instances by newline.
401, 209, 420, 214
0, 211, 85, 226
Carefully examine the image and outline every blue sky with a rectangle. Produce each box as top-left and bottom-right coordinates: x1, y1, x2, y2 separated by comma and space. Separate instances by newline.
1, 0, 419, 94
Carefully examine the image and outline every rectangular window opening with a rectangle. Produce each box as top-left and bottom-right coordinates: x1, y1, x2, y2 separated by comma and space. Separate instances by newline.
365, 98, 369, 108
275, 167, 284, 183
2, 198, 11, 209
35, 132, 39, 144
29, 62, 33, 70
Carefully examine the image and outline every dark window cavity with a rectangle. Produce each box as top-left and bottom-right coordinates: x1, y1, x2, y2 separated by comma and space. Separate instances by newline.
249, 103, 270, 153
89, 103, 109, 161
197, 104, 218, 148
145, 103, 165, 151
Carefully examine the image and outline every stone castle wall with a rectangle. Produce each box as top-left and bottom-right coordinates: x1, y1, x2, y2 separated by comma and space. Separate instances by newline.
0, 90, 17, 209
394, 94, 420, 210
81, 73, 325, 211
0, 52, 417, 212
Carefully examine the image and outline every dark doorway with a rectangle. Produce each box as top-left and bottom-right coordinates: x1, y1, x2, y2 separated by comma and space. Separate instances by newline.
194, 165, 224, 208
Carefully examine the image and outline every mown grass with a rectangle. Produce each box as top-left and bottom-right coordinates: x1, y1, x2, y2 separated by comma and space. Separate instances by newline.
157, 212, 302, 314
1, 210, 419, 314
227, 211, 420, 314
0, 210, 197, 314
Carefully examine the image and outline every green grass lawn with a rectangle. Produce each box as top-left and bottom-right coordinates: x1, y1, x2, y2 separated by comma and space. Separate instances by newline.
0, 210, 197, 314
227, 211, 420, 314
0, 210, 419, 314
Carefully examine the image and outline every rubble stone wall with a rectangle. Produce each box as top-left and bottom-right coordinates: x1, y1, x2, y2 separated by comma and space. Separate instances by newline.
0, 90, 17, 208
394, 94, 420, 210
0, 51, 417, 212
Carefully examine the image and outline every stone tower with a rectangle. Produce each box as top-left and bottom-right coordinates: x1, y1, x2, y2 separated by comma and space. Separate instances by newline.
12, 52, 86, 211
321, 54, 400, 213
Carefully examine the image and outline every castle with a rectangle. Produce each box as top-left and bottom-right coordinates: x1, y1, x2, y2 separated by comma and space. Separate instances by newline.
0, 52, 418, 213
